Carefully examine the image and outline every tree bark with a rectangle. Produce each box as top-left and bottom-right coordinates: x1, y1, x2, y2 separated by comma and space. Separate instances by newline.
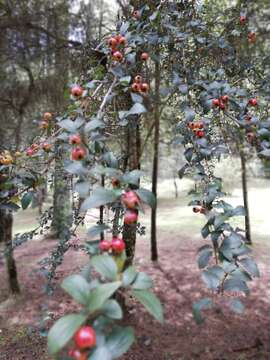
151, 50, 160, 261
0, 209, 20, 294
240, 150, 252, 245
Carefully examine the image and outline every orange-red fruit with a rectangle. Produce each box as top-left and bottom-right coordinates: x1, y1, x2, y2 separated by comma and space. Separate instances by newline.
248, 98, 258, 106
26, 148, 34, 157
193, 206, 200, 213
118, 36, 127, 46
72, 147, 86, 161
111, 177, 120, 188
112, 51, 123, 62
212, 98, 220, 107
31, 143, 39, 151
111, 237, 125, 254
219, 102, 226, 110
99, 240, 111, 252
247, 132, 255, 142
248, 32, 256, 44
239, 15, 246, 24
42, 143, 52, 152
69, 134, 81, 145
132, 10, 140, 19
244, 114, 252, 122
74, 326, 96, 350
68, 349, 87, 360
188, 122, 195, 129
43, 112, 52, 121
124, 210, 138, 225
196, 130, 205, 138
141, 52, 149, 61
131, 83, 141, 92
71, 85, 83, 97
134, 75, 142, 84
220, 95, 229, 103
39, 121, 49, 129
122, 190, 140, 209
108, 37, 118, 48
140, 83, 149, 93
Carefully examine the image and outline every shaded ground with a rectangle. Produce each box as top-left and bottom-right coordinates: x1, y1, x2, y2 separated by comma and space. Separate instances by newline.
0, 177, 270, 360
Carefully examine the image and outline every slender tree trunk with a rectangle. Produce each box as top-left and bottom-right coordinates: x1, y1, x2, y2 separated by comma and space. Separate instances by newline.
240, 150, 252, 245
151, 51, 160, 261
0, 209, 20, 294
100, 175, 105, 241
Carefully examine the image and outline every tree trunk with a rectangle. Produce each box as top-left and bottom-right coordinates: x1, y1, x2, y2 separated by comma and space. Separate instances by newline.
151, 51, 160, 261
0, 209, 20, 294
240, 150, 252, 245
122, 121, 141, 268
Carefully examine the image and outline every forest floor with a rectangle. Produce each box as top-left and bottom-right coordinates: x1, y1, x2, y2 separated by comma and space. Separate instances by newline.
0, 177, 270, 360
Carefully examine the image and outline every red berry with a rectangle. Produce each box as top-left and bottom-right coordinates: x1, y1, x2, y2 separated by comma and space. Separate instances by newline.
141, 52, 149, 61
122, 191, 140, 209
131, 83, 140, 92
39, 121, 48, 129
193, 206, 200, 213
200, 207, 206, 214
239, 15, 246, 24
69, 134, 81, 145
31, 143, 39, 151
220, 95, 229, 103
247, 132, 255, 142
124, 210, 138, 225
112, 51, 123, 62
219, 102, 226, 110
71, 85, 83, 97
72, 147, 86, 161
140, 83, 149, 93
42, 142, 52, 152
132, 10, 140, 19
68, 349, 87, 360
134, 75, 142, 84
111, 238, 125, 254
188, 122, 195, 129
244, 114, 252, 122
212, 98, 220, 107
74, 326, 96, 350
196, 130, 205, 138
118, 36, 127, 46
43, 112, 52, 121
248, 32, 256, 44
99, 240, 111, 252
26, 148, 34, 157
108, 37, 118, 48
248, 98, 258, 106
111, 177, 120, 188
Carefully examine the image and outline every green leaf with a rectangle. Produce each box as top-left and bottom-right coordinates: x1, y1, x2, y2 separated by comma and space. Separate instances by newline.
197, 245, 213, 269
223, 278, 250, 295
122, 170, 144, 186
88, 282, 121, 314
92, 255, 118, 281
61, 275, 90, 305
85, 118, 105, 132
239, 258, 260, 278
201, 269, 220, 290
122, 266, 137, 287
106, 327, 135, 358
132, 272, 153, 290
127, 103, 147, 116
87, 224, 110, 238
58, 119, 77, 132
81, 188, 118, 211
131, 289, 163, 323
229, 299, 245, 314
192, 298, 212, 324
120, 76, 131, 86
47, 313, 87, 354
21, 192, 33, 210
135, 188, 156, 208
102, 300, 123, 320
91, 347, 112, 360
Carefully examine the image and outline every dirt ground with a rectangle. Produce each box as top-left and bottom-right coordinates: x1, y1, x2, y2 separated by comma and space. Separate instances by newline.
0, 232, 270, 360
1, 178, 270, 360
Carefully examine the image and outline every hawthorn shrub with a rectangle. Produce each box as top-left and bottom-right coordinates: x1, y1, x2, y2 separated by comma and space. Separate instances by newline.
0, 0, 269, 359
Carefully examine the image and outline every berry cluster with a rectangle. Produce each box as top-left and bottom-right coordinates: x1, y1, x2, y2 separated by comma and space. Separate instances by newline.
187, 121, 205, 138
131, 75, 149, 94
193, 205, 206, 214
39, 111, 53, 130
108, 34, 128, 63
212, 95, 229, 111
99, 237, 126, 254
